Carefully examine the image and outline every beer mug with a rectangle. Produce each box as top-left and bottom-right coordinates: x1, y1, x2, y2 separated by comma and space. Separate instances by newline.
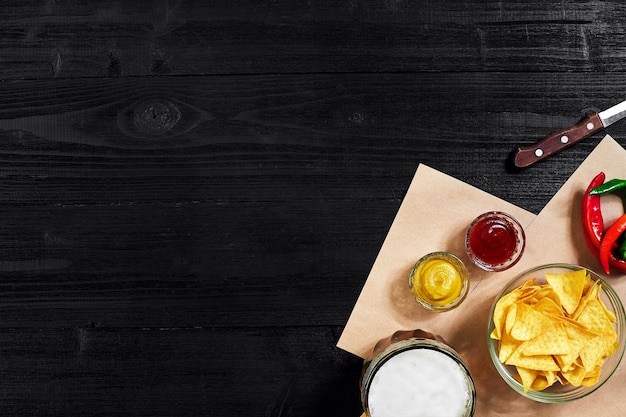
360, 330, 476, 417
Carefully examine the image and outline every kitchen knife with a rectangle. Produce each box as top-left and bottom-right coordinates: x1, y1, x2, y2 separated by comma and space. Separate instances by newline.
513, 99, 626, 168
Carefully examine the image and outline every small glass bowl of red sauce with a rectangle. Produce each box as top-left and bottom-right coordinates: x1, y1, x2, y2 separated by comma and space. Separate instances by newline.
465, 211, 525, 272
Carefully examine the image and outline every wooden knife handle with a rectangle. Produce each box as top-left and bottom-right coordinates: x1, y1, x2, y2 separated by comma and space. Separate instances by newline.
513, 112, 604, 168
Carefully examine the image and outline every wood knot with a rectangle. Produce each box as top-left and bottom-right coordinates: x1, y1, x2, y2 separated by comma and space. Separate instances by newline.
134, 100, 181, 135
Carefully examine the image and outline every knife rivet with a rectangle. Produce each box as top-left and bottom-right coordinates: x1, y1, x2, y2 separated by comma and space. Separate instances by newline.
587, 122, 594, 130
561, 135, 569, 143
535, 149, 543, 157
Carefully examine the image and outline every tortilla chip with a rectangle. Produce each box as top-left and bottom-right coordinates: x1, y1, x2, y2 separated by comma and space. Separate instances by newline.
506, 347, 560, 372
577, 299, 617, 337
490, 271, 620, 392
522, 322, 570, 356
545, 269, 587, 315
580, 335, 614, 373
498, 331, 519, 364
510, 302, 554, 341
561, 364, 587, 386
515, 367, 537, 393
572, 280, 600, 320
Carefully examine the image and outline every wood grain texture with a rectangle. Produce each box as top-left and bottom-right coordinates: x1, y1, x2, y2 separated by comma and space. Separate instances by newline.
3, 1, 626, 416
0, 326, 362, 416
3, 0, 626, 78
0, 73, 620, 210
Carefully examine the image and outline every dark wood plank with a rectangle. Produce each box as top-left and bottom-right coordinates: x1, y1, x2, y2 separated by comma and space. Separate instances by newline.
3, 1, 626, 78
0, 72, 620, 208
0, 73, 620, 328
0, 326, 362, 417
4, 3, 626, 416
0, 200, 387, 328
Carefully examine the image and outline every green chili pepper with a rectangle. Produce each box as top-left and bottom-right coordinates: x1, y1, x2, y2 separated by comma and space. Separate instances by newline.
589, 178, 626, 195
618, 233, 626, 259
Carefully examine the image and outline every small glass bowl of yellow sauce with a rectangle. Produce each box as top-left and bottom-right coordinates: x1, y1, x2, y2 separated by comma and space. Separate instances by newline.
409, 252, 470, 312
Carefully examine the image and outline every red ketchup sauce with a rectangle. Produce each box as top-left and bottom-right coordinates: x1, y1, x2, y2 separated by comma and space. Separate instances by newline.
468, 217, 517, 265
465, 211, 526, 272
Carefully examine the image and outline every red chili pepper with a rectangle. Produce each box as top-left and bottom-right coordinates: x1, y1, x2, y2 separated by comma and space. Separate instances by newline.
600, 213, 626, 275
609, 246, 626, 274
582, 172, 606, 258
608, 239, 626, 275
582, 172, 626, 274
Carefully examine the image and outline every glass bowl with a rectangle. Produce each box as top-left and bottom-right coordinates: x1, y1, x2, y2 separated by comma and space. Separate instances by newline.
487, 264, 626, 402
409, 252, 470, 312
465, 211, 525, 272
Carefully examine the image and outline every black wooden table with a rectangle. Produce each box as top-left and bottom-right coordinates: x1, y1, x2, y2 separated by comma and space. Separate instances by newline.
2, 2, 626, 416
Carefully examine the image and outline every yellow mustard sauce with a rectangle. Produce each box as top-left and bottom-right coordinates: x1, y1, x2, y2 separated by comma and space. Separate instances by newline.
411, 258, 463, 306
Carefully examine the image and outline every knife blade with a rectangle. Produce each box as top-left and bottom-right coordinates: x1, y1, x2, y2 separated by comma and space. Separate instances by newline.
513, 99, 626, 168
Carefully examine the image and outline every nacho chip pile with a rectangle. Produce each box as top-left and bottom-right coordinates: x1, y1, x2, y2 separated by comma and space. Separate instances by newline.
490, 269, 619, 392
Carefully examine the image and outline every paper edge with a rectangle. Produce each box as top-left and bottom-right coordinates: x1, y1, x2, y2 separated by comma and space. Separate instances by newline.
336, 163, 536, 357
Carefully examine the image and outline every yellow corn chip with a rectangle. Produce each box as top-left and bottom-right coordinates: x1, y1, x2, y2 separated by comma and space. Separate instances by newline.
528, 287, 559, 306
554, 317, 598, 371
561, 364, 587, 386
530, 374, 555, 391
498, 331, 519, 364
490, 270, 620, 392
504, 303, 517, 336
545, 269, 587, 315
506, 347, 560, 372
581, 366, 602, 387
543, 370, 558, 386
577, 299, 617, 337
522, 322, 570, 356
572, 280, 600, 320
534, 297, 563, 317
510, 302, 554, 341
515, 367, 538, 393
580, 334, 614, 373
491, 291, 519, 340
